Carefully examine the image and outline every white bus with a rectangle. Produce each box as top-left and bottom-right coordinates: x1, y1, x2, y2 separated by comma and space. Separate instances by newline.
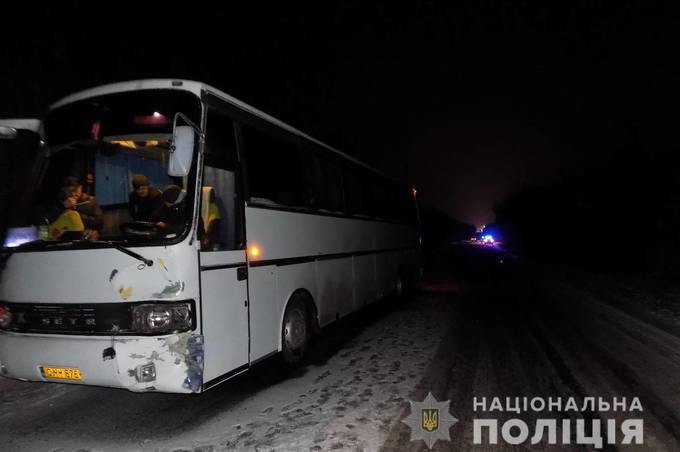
0, 79, 421, 393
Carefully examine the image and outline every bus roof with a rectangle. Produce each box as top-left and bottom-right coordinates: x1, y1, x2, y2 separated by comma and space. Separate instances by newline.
49, 79, 396, 182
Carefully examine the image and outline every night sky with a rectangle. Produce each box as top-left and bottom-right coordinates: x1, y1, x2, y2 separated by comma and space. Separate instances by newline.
2, 1, 678, 226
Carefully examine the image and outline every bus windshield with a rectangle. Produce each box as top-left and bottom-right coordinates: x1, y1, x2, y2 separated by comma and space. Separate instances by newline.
3, 89, 202, 248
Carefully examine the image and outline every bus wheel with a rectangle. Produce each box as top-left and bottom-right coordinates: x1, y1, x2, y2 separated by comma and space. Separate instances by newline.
281, 296, 309, 366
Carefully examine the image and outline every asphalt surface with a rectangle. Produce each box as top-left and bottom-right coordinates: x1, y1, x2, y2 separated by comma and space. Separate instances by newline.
2, 244, 680, 451
382, 244, 680, 451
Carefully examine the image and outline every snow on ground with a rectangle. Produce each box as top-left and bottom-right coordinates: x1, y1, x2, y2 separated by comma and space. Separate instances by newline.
554, 267, 680, 336
0, 293, 453, 452
157, 296, 451, 452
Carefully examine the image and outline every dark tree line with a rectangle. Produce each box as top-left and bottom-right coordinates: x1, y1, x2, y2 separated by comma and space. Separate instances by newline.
496, 148, 680, 277
419, 206, 475, 268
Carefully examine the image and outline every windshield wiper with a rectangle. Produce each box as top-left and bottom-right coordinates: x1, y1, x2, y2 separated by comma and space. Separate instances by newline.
71, 239, 154, 267
1, 238, 154, 268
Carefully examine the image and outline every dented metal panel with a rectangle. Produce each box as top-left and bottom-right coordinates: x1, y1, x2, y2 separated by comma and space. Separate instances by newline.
114, 332, 204, 392
0, 241, 200, 304
0, 234, 203, 393
0, 331, 204, 393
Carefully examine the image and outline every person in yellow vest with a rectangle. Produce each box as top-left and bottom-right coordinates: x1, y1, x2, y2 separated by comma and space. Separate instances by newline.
61, 176, 103, 239
199, 186, 223, 250
45, 177, 103, 240
47, 186, 86, 240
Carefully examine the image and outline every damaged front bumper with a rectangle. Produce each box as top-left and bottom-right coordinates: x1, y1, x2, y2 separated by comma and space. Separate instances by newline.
0, 331, 204, 393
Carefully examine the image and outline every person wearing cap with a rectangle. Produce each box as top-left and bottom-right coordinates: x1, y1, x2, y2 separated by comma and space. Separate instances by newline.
128, 174, 163, 222
153, 184, 187, 235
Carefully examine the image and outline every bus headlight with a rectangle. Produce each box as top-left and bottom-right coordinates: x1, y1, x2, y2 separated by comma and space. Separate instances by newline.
131, 302, 192, 333
0, 305, 11, 329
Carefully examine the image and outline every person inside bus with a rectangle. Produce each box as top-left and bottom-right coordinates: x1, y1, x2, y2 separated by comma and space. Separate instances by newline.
154, 184, 187, 235
198, 186, 223, 250
46, 177, 103, 240
64, 176, 104, 239
46, 186, 86, 240
128, 174, 164, 222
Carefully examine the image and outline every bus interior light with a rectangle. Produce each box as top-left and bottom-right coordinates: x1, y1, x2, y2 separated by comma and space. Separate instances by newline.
134, 112, 170, 125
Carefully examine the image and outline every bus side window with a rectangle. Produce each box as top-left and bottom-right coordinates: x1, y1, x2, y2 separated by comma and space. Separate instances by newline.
202, 108, 243, 251
343, 165, 373, 217
319, 159, 344, 212
242, 126, 312, 209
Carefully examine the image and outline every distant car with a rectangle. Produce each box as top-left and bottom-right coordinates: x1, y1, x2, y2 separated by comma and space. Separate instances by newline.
481, 234, 495, 245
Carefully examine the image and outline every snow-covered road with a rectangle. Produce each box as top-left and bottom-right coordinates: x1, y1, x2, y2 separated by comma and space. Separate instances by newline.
5, 245, 680, 451
0, 292, 454, 452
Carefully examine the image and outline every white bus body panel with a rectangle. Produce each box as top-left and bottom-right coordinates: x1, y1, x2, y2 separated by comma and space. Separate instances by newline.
353, 254, 377, 309
245, 206, 419, 361
316, 257, 353, 324
0, 239, 203, 392
246, 265, 279, 362
0, 241, 199, 304
0, 331, 199, 393
245, 207, 416, 259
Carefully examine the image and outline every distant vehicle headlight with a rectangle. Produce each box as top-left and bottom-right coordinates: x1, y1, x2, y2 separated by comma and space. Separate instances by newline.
0, 305, 12, 329
131, 302, 192, 334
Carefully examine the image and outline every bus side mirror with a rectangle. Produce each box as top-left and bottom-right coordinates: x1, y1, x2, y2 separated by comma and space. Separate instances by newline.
0, 119, 43, 141
0, 126, 19, 140
169, 125, 195, 177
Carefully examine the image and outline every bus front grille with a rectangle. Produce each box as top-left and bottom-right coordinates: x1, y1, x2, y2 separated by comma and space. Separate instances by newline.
1, 302, 134, 334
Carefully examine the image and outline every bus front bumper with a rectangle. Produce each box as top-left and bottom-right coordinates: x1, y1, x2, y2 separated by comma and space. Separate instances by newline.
0, 331, 204, 393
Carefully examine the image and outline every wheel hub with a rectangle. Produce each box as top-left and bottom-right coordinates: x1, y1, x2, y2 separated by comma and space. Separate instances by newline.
284, 308, 307, 350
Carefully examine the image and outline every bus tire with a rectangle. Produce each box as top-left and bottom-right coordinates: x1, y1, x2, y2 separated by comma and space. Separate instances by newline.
281, 295, 310, 366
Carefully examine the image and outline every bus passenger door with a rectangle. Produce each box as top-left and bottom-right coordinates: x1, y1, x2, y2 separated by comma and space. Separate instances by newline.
200, 250, 249, 384
199, 102, 249, 386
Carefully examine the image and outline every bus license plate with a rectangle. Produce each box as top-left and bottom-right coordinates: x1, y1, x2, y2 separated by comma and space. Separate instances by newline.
41, 366, 82, 381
